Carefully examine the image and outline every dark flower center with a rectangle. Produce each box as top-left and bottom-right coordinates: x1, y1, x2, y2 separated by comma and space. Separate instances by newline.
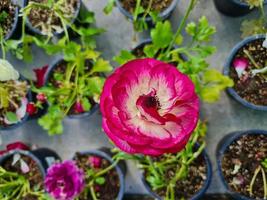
144, 95, 160, 109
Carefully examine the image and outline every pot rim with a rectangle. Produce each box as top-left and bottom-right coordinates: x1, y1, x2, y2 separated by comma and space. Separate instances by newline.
4, 3, 19, 40
223, 34, 267, 111
0, 149, 46, 178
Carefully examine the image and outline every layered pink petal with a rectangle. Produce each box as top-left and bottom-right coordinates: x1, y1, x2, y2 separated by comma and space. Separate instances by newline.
100, 58, 199, 156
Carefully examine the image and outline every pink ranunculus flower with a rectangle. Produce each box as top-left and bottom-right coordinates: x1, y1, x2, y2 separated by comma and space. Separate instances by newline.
100, 58, 199, 156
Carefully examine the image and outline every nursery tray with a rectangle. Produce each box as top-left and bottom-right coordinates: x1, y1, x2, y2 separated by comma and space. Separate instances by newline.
1, 0, 267, 196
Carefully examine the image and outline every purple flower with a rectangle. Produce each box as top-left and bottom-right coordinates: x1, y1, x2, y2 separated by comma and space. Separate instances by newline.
233, 57, 249, 78
45, 160, 85, 200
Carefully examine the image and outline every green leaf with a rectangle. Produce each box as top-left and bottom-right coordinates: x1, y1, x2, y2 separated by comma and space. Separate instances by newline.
103, 0, 116, 14
201, 69, 234, 103
77, 27, 105, 37
186, 16, 216, 42
91, 59, 112, 73
0, 11, 8, 23
38, 106, 64, 135
143, 44, 159, 58
81, 98, 91, 111
113, 50, 136, 65
78, 9, 95, 24
6, 112, 18, 123
151, 21, 173, 49
175, 34, 184, 45
95, 177, 106, 185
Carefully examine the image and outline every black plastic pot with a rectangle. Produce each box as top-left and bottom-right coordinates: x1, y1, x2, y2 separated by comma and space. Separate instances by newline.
4, 3, 21, 40
213, 0, 267, 17
23, 0, 81, 37
73, 149, 126, 200
0, 148, 60, 175
0, 75, 32, 131
216, 130, 267, 200
115, 0, 179, 26
44, 58, 99, 119
142, 148, 212, 200
223, 34, 267, 111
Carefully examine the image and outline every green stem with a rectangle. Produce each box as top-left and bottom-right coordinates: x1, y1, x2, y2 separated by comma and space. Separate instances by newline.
0, 29, 5, 60
94, 159, 119, 178
90, 185, 98, 200
146, 156, 161, 179
243, 49, 261, 69
249, 166, 261, 197
187, 142, 206, 165
165, 0, 198, 54
261, 167, 267, 200
133, 0, 142, 21
142, 0, 153, 20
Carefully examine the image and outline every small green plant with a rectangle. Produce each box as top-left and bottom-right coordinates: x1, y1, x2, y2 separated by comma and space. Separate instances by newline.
104, 0, 160, 32
4, 0, 103, 62
241, 0, 267, 38
0, 166, 50, 200
114, 0, 233, 103
33, 42, 112, 135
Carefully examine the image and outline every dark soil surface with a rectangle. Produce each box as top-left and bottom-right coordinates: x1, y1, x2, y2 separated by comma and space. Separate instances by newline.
73, 153, 120, 200
0, 80, 28, 127
145, 154, 207, 200
48, 60, 96, 115
221, 134, 267, 199
0, 0, 16, 37
27, 0, 78, 34
229, 38, 267, 106
119, 0, 173, 14
2, 154, 44, 200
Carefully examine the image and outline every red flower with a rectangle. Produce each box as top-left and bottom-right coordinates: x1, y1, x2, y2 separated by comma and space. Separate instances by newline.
37, 93, 47, 103
88, 156, 102, 168
0, 142, 30, 155
74, 101, 85, 113
26, 103, 37, 115
34, 65, 48, 88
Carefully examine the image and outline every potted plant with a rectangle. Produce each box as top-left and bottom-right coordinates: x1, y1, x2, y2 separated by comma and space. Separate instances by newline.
32, 42, 112, 135
4, 0, 103, 62
45, 149, 125, 200
0, 142, 61, 199
100, 57, 214, 199
23, 0, 81, 36
0, 59, 32, 130
217, 130, 267, 200
223, 34, 267, 111
213, 0, 266, 17
104, 0, 179, 32
0, 0, 19, 40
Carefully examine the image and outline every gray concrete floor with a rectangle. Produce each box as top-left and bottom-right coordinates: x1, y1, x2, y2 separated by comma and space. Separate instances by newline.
1, 0, 267, 195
